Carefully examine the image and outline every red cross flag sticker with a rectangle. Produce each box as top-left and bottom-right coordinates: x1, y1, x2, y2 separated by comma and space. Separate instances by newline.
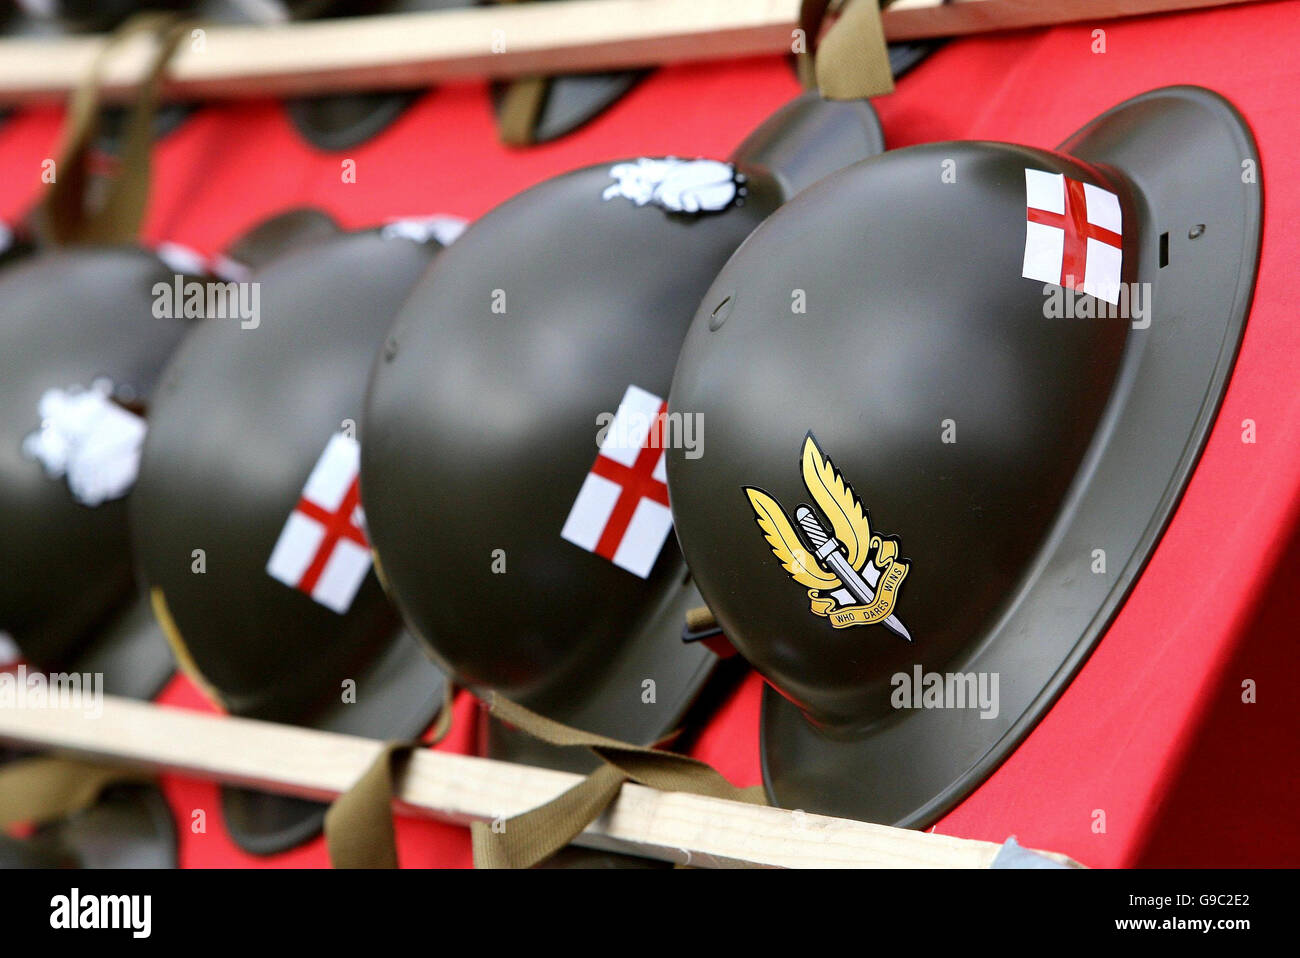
561, 384, 673, 579
1022, 169, 1123, 305
266, 433, 372, 614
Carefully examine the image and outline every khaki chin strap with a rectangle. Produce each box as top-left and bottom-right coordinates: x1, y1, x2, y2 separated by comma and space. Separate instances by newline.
0, 757, 153, 830
324, 688, 761, 869
471, 693, 766, 870
799, 0, 894, 100
1, 599, 177, 835
324, 677, 457, 869
490, 0, 548, 147
323, 741, 416, 869
39, 12, 192, 245
150, 587, 227, 710
684, 604, 718, 633
476, 761, 628, 869
496, 75, 550, 148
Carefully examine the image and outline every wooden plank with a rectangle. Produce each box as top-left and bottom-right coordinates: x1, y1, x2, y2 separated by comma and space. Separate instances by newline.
0, 694, 1083, 868
0, 1, 797, 104
885, 0, 1256, 38
0, 0, 1262, 105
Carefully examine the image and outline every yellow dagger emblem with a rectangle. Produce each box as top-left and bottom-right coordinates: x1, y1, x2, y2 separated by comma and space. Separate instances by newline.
744, 434, 911, 639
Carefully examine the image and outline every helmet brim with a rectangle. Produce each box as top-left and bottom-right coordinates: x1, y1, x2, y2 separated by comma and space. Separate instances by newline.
71, 590, 177, 702
481, 578, 718, 772
221, 628, 446, 856
479, 578, 714, 870
3, 783, 177, 869
284, 92, 423, 153
491, 71, 647, 145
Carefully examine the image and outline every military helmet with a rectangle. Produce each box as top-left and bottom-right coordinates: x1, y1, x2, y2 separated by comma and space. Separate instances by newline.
0, 245, 193, 870
0, 247, 194, 699
667, 86, 1262, 826
129, 211, 449, 854
361, 92, 885, 771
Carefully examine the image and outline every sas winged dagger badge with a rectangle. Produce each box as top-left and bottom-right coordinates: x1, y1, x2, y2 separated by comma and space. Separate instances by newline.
744, 433, 911, 641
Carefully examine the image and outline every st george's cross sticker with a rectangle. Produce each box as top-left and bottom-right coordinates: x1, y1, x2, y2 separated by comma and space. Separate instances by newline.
1021, 168, 1123, 305
560, 385, 674, 579
266, 432, 372, 614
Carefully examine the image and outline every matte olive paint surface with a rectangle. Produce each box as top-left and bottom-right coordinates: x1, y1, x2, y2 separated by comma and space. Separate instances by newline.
674, 141, 1133, 733
363, 162, 769, 741
362, 93, 886, 755
130, 224, 449, 854
0, 248, 189, 693
132, 230, 440, 724
668, 87, 1261, 826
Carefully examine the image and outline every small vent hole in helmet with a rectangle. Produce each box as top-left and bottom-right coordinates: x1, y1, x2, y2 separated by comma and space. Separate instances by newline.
708, 293, 735, 331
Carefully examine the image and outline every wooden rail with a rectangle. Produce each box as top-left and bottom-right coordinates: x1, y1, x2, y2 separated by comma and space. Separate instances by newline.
0, 694, 1083, 868
0, 0, 1263, 104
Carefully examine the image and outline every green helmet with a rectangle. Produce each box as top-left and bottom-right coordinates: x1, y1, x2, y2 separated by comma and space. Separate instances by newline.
666, 86, 1262, 826
129, 212, 450, 855
0, 247, 194, 699
361, 92, 885, 774
0, 245, 194, 870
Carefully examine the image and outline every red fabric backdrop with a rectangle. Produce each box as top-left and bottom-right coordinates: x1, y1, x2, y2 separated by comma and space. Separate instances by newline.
3, 0, 1297, 867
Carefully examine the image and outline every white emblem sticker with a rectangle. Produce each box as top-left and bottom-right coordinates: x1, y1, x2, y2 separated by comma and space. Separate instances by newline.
22, 381, 147, 508
602, 158, 742, 214
381, 215, 468, 247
